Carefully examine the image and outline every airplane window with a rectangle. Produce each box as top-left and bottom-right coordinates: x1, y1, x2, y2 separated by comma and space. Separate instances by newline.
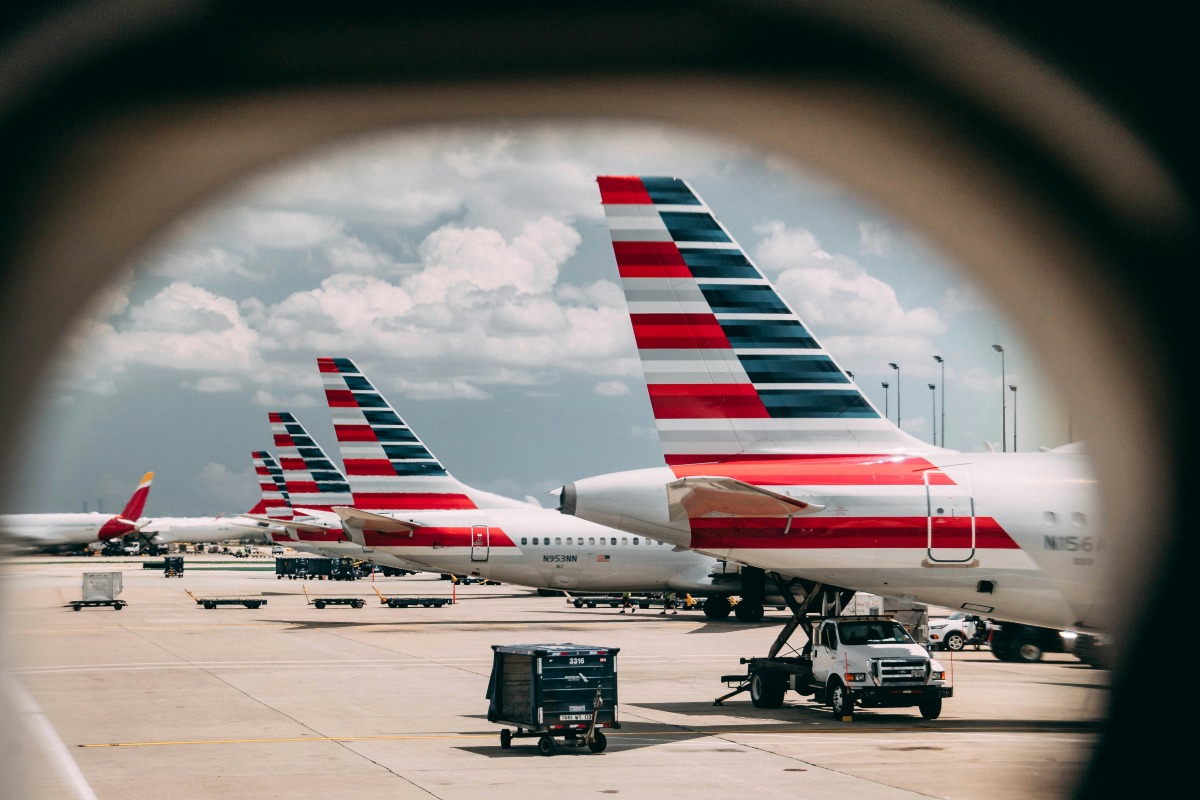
566, 537, 572, 545
610, 538, 617, 546
531, 537, 539, 545
520, 537, 527, 545
621, 538, 627, 545
588, 537, 594, 545
633, 538, 639, 545
554, 537, 561, 545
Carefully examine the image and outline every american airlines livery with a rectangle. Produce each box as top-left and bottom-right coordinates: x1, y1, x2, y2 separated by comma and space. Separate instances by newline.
0, 471, 154, 551
558, 176, 1106, 649
317, 356, 792, 616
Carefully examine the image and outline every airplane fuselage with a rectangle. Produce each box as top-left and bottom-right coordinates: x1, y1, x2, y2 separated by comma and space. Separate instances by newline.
563, 449, 1104, 630
0, 512, 135, 547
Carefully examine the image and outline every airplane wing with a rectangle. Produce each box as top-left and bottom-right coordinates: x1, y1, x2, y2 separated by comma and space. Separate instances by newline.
666, 477, 824, 522
236, 514, 332, 534
332, 506, 420, 534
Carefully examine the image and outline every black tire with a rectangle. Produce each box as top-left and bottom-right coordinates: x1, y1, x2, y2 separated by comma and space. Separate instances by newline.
734, 600, 764, 623
944, 631, 966, 651
919, 693, 943, 720
73, 603, 81, 611
353, 600, 364, 608
499, 729, 512, 749
204, 602, 215, 609
573, 599, 583, 608
1013, 637, 1044, 663
828, 679, 853, 719
588, 730, 607, 753
315, 600, 325, 609
749, 668, 786, 708
113, 603, 123, 610
537, 734, 558, 756
703, 596, 732, 620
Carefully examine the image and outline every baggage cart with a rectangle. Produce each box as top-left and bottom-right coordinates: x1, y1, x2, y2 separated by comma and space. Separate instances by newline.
303, 585, 365, 608
67, 571, 126, 610
486, 643, 619, 755
163, 555, 184, 577
185, 589, 267, 609
371, 585, 451, 608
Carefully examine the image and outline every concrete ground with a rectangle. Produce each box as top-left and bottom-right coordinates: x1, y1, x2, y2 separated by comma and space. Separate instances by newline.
0, 553, 1109, 800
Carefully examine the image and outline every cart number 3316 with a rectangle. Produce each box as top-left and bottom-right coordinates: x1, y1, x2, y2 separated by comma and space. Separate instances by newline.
568, 657, 586, 665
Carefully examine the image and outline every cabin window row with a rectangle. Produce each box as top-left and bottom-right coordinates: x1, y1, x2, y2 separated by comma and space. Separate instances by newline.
518, 536, 666, 546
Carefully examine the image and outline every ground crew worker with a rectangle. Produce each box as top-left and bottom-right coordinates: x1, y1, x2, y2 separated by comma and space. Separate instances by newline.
620, 592, 633, 613
660, 591, 678, 614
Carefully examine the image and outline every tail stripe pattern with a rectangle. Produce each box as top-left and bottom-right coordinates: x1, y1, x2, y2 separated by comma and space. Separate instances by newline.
317, 357, 476, 510
599, 175, 922, 464
252, 450, 293, 520
269, 412, 354, 511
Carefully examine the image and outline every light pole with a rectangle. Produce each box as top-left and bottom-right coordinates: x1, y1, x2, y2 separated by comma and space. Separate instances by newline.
882, 382, 889, 420
991, 344, 1006, 452
929, 383, 937, 445
888, 362, 900, 428
933, 355, 945, 447
1010, 384, 1018, 452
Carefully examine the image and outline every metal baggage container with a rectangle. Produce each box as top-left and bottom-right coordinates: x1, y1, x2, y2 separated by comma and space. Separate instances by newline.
486, 643, 619, 755
81, 572, 123, 602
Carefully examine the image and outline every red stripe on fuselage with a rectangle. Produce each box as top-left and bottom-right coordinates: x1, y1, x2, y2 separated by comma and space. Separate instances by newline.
670, 455, 943, 486
350, 493, 477, 510
647, 384, 769, 419
688, 516, 1019, 550
613, 242, 691, 278
360, 526, 517, 549
597, 176, 651, 205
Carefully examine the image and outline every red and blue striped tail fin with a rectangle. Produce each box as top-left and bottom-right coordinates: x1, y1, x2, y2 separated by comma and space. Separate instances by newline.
247, 450, 293, 520
269, 412, 355, 512
318, 356, 528, 510
597, 175, 936, 465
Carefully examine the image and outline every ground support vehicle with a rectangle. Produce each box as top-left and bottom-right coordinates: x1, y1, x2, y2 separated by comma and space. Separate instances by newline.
926, 611, 990, 652
185, 589, 266, 609
715, 576, 951, 721
568, 593, 655, 610
370, 586, 451, 608
163, 555, 184, 577
302, 586, 364, 608
67, 571, 126, 611
486, 643, 619, 756
1072, 632, 1113, 669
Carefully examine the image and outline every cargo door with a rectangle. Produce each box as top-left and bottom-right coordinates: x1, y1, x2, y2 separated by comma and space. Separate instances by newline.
924, 468, 977, 565
470, 525, 490, 562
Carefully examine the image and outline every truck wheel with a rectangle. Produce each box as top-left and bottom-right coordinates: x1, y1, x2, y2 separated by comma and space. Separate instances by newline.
73, 603, 82, 611
500, 729, 512, 749
944, 631, 966, 651
353, 600, 364, 608
315, 600, 325, 609
588, 730, 607, 753
827, 679, 853, 719
750, 668, 786, 708
1013, 637, 1044, 663
919, 693, 943, 720
204, 602, 216, 609
573, 599, 583, 608
113, 602, 123, 610
537, 734, 558, 756
734, 600, 764, 623
703, 596, 732, 619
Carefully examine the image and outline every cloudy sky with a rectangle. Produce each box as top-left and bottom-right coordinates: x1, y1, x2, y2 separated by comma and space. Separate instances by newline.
6, 123, 1068, 516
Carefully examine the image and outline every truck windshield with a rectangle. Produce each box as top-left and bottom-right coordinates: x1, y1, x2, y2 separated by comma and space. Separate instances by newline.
838, 621, 913, 645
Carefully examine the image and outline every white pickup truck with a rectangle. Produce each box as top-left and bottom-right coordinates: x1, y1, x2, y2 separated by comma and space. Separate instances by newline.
731, 615, 952, 720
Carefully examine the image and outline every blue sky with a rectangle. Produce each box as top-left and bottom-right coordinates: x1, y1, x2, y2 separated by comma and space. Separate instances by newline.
6, 123, 1067, 516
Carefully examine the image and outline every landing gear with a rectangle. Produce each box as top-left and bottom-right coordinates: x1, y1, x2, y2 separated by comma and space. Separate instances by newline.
703, 595, 732, 620
734, 600, 764, 623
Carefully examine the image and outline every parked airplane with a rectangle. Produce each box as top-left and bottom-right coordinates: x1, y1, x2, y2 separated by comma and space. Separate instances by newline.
0, 471, 154, 551
558, 175, 1106, 654
314, 356, 797, 616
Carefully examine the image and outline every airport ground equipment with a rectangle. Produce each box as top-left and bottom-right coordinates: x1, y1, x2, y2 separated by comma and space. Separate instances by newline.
67, 571, 126, 610
486, 643, 619, 755
163, 555, 184, 577
986, 621, 1072, 663
370, 585, 451, 608
185, 589, 267, 609
303, 585, 365, 608
568, 593, 655, 609
715, 577, 950, 720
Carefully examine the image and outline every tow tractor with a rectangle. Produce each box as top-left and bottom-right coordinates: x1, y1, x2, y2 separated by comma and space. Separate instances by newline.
715, 574, 952, 720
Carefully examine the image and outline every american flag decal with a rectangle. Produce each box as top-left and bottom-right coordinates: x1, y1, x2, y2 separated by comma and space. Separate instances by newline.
597, 554, 610, 562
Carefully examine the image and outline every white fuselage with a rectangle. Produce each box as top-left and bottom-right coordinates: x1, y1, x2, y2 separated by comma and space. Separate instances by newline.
0, 512, 126, 548
563, 450, 1105, 630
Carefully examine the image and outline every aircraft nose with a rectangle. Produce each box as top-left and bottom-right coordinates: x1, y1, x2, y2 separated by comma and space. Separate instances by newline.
558, 483, 577, 516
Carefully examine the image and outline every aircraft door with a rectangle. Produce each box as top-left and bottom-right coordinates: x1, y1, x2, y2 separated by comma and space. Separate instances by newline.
924, 469, 977, 565
470, 525, 489, 562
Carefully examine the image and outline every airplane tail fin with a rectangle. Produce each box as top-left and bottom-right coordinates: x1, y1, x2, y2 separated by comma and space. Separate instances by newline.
119, 471, 155, 520
247, 450, 293, 520
597, 175, 937, 464
269, 412, 355, 512
319, 357, 526, 510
